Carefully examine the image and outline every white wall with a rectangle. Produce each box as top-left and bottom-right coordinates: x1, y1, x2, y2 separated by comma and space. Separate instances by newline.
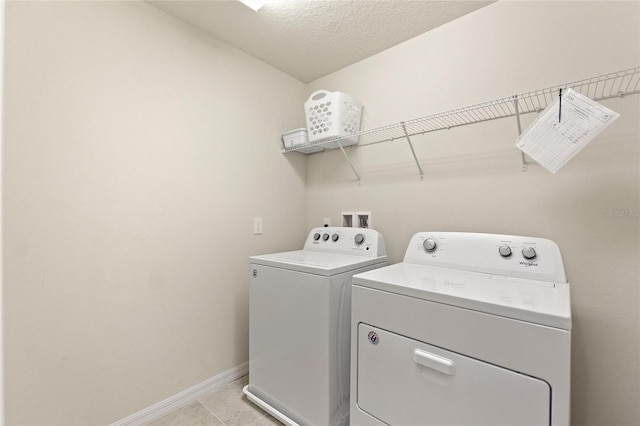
0, 0, 4, 423
3, 1, 307, 424
4, 1, 640, 425
307, 1, 639, 425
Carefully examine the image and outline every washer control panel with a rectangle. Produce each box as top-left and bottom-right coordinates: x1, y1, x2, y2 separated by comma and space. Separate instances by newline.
304, 227, 386, 257
404, 232, 566, 283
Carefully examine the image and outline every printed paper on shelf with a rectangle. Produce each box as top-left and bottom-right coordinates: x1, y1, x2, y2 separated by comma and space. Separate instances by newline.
515, 88, 620, 173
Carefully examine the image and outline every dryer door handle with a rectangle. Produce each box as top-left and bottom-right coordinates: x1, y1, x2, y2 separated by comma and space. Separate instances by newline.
413, 349, 456, 376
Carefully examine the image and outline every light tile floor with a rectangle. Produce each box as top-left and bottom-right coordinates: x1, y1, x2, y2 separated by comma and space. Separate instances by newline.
148, 376, 281, 426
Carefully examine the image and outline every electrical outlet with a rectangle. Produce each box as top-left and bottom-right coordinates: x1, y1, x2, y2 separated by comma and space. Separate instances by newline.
253, 217, 263, 235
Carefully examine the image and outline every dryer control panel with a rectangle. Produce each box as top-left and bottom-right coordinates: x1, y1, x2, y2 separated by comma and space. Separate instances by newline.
404, 232, 566, 283
304, 227, 386, 257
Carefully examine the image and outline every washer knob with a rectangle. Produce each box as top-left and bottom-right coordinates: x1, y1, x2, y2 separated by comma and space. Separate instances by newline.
332, 233, 339, 242
313, 233, 321, 241
423, 238, 437, 252
522, 247, 537, 259
322, 233, 330, 241
354, 233, 365, 245
498, 245, 512, 257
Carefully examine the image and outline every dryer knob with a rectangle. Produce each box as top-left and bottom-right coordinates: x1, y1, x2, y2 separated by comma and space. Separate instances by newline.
423, 238, 437, 252
354, 233, 365, 245
522, 246, 537, 259
322, 233, 330, 241
332, 233, 339, 242
499, 245, 512, 257
313, 233, 321, 241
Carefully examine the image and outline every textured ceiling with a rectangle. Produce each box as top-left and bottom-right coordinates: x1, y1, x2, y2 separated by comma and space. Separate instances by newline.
148, 0, 494, 83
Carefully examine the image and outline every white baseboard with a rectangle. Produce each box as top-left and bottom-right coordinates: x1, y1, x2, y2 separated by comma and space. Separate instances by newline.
111, 362, 249, 426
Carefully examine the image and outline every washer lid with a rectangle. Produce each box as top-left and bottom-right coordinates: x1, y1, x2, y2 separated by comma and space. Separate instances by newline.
250, 250, 387, 276
352, 263, 571, 330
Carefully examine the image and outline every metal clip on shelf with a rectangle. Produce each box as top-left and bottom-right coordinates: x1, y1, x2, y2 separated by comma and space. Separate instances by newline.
283, 67, 640, 181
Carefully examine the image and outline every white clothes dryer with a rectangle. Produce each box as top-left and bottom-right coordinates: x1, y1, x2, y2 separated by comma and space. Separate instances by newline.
244, 227, 387, 426
350, 232, 571, 426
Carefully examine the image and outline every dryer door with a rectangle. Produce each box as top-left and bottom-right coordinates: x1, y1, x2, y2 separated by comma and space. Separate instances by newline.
356, 324, 551, 426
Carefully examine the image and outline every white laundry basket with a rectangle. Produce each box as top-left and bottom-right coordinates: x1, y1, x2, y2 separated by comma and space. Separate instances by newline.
304, 90, 362, 149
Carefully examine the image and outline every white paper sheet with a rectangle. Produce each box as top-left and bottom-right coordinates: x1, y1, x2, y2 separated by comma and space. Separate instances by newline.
515, 88, 620, 173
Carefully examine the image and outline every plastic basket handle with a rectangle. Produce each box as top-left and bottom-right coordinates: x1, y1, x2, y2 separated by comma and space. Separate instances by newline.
308, 90, 330, 101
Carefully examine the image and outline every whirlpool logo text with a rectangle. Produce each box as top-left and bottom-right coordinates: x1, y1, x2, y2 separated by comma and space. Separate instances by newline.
520, 261, 539, 267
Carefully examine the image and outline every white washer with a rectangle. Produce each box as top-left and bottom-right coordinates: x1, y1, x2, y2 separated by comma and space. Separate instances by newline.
350, 232, 571, 426
244, 227, 387, 426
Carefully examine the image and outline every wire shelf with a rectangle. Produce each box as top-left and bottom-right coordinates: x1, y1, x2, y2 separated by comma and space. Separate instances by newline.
285, 67, 639, 152
283, 66, 640, 179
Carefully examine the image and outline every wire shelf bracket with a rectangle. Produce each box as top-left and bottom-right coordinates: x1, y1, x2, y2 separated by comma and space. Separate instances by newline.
513, 94, 528, 172
401, 122, 424, 179
336, 141, 361, 181
283, 67, 640, 181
